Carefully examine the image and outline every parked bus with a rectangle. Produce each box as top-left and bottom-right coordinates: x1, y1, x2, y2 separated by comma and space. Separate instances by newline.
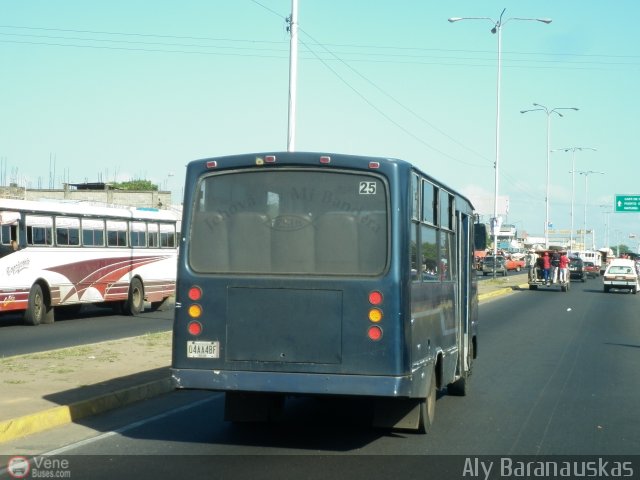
0, 198, 179, 325
171, 152, 485, 433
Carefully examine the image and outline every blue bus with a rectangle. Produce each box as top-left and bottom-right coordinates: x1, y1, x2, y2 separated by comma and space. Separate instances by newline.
171, 152, 485, 433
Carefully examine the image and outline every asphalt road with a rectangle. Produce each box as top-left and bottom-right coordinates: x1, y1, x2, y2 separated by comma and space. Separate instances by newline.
2, 278, 638, 479
0, 305, 172, 356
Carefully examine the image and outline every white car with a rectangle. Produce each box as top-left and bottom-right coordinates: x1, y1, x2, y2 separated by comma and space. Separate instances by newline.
603, 259, 640, 294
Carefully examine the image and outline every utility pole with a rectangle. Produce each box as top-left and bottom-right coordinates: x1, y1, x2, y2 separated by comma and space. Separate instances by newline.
286, 0, 299, 152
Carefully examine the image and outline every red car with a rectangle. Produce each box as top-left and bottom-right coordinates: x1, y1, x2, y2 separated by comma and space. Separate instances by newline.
504, 256, 525, 272
583, 261, 599, 278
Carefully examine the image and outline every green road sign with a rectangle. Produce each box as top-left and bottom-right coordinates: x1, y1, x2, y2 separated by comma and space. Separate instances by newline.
615, 194, 640, 212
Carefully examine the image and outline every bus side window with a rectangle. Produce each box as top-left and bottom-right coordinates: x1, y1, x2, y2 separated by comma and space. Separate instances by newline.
130, 222, 147, 248
315, 212, 358, 274
229, 212, 271, 272
55, 216, 81, 246
26, 215, 53, 246
148, 223, 159, 248
82, 219, 105, 247
160, 224, 176, 248
190, 212, 229, 271
421, 225, 439, 282
106, 221, 128, 247
1, 224, 10, 245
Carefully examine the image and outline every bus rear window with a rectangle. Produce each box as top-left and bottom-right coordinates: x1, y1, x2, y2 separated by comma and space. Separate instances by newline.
189, 169, 388, 275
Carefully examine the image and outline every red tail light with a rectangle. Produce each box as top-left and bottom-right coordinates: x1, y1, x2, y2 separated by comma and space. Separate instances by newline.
367, 325, 383, 341
188, 286, 202, 301
188, 321, 203, 336
368, 290, 383, 305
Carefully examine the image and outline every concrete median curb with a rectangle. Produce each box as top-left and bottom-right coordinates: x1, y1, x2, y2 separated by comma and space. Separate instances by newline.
478, 282, 530, 302
0, 376, 173, 444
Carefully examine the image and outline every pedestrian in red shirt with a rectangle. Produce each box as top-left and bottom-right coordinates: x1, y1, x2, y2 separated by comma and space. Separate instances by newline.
542, 252, 551, 285
558, 251, 570, 283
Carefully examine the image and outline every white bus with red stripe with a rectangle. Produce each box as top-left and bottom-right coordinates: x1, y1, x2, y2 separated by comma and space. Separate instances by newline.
0, 198, 179, 325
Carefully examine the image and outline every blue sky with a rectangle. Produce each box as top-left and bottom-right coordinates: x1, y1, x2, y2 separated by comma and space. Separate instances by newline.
1, 1, 639, 249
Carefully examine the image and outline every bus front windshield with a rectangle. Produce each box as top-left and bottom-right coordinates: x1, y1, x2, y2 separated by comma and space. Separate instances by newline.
189, 169, 388, 276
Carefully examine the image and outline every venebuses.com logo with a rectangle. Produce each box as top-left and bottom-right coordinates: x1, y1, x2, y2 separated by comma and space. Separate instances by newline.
6, 456, 71, 479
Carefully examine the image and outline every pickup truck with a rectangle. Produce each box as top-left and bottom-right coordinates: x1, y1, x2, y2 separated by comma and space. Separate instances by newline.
482, 256, 507, 276
528, 249, 570, 292
480, 255, 525, 275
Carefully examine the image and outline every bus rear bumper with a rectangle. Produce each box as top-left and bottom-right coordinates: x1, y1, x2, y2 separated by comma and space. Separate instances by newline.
171, 368, 422, 398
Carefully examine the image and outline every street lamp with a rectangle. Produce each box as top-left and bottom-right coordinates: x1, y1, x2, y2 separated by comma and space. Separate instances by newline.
520, 104, 579, 249
448, 9, 551, 274
599, 204, 613, 253
578, 170, 604, 250
551, 147, 596, 252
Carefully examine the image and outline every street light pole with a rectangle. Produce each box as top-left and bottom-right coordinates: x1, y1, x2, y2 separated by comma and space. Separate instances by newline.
286, 0, 299, 152
520, 104, 579, 249
599, 205, 613, 253
449, 10, 551, 274
578, 170, 604, 250
551, 147, 596, 252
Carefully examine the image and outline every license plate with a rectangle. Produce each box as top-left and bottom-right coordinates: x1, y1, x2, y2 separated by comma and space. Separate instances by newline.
187, 341, 220, 359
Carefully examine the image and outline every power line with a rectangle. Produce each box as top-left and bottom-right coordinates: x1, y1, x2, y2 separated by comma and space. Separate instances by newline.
298, 31, 491, 167
0, 25, 637, 69
250, 0, 491, 168
0, 23, 286, 44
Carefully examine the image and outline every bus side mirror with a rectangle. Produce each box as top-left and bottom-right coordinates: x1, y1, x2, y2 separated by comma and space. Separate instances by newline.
474, 223, 487, 250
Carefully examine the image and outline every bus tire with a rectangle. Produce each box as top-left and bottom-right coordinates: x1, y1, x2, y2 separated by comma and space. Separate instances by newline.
123, 278, 144, 316
24, 283, 54, 326
417, 369, 437, 434
448, 342, 473, 397
448, 374, 467, 397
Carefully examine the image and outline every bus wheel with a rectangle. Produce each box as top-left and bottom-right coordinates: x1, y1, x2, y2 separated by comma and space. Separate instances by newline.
417, 369, 437, 434
448, 343, 473, 397
123, 278, 144, 316
447, 374, 467, 397
24, 283, 54, 326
